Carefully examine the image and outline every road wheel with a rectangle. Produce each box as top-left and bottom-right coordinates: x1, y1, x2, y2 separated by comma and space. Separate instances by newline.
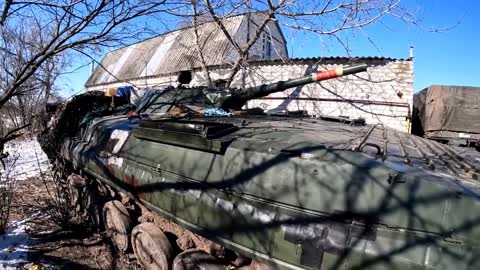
237, 261, 275, 270
173, 249, 224, 270
67, 174, 85, 212
132, 223, 174, 270
85, 186, 102, 230
103, 200, 132, 253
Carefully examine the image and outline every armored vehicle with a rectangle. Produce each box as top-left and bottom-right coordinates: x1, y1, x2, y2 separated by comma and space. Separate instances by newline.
40, 64, 480, 270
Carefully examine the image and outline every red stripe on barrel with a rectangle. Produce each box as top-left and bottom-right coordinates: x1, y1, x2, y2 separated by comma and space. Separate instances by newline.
314, 69, 339, 81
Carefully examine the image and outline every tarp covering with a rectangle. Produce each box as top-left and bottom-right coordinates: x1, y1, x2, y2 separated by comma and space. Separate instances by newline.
413, 85, 480, 137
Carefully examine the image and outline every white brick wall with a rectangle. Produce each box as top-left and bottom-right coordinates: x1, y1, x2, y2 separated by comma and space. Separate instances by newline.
86, 58, 413, 132
228, 59, 413, 132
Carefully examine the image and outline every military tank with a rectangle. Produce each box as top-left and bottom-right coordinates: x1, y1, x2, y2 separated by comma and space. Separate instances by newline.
39, 63, 480, 270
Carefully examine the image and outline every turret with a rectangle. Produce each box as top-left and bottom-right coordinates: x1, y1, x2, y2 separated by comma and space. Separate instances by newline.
215, 63, 368, 110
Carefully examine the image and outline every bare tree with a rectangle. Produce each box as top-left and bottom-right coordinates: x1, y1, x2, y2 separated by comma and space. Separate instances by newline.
192, 0, 214, 86
0, 0, 170, 155
165, 0, 416, 87
0, 0, 424, 154
0, 138, 18, 233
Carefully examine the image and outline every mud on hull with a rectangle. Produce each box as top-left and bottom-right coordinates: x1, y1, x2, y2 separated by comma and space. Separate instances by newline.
65, 168, 275, 270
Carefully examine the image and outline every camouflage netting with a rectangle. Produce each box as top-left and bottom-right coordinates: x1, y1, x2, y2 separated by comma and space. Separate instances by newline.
38, 91, 130, 161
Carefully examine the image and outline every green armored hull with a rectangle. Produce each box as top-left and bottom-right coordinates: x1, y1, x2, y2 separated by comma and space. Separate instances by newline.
40, 64, 480, 269
60, 113, 480, 270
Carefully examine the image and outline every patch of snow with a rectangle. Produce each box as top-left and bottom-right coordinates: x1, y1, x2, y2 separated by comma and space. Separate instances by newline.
3, 139, 49, 181
0, 212, 42, 269
0, 118, 21, 130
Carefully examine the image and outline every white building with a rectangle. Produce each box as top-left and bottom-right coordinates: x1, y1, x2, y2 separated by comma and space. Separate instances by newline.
85, 13, 414, 132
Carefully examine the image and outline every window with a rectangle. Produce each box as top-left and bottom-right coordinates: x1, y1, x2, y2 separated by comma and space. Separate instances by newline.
262, 33, 272, 59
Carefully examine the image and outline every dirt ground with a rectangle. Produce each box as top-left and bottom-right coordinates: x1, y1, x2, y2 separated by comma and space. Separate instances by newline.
1, 139, 230, 269
7, 177, 126, 270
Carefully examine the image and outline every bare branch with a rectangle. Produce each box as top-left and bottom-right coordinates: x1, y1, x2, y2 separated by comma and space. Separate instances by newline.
204, 0, 242, 53
192, 0, 213, 86
0, 0, 13, 25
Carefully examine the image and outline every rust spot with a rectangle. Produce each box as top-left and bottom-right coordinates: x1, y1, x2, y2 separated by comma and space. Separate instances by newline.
125, 174, 134, 185
106, 164, 117, 175
125, 174, 147, 200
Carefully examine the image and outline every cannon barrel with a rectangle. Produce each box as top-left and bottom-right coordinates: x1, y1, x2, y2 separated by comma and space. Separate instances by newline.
221, 63, 368, 110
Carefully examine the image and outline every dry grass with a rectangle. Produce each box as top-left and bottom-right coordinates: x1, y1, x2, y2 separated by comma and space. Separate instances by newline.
7, 177, 118, 269
0, 146, 19, 233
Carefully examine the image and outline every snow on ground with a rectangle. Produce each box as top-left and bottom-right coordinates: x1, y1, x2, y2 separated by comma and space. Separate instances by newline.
0, 212, 43, 269
3, 138, 49, 181
0, 138, 50, 269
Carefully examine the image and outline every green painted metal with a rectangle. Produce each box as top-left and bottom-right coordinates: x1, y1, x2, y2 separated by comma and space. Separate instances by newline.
54, 64, 480, 270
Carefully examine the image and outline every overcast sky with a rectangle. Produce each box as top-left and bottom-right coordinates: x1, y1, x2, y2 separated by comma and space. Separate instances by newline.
57, 0, 476, 97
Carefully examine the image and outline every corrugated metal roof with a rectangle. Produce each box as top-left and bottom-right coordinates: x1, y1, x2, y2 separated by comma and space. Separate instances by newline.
86, 55, 410, 87
86, 15, 245, 86
256, 56, 408, 63
85, 10, 410, 87
199, 56, 409, 71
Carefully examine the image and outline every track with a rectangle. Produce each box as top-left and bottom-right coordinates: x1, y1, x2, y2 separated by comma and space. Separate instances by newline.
55, 161, 269, 270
